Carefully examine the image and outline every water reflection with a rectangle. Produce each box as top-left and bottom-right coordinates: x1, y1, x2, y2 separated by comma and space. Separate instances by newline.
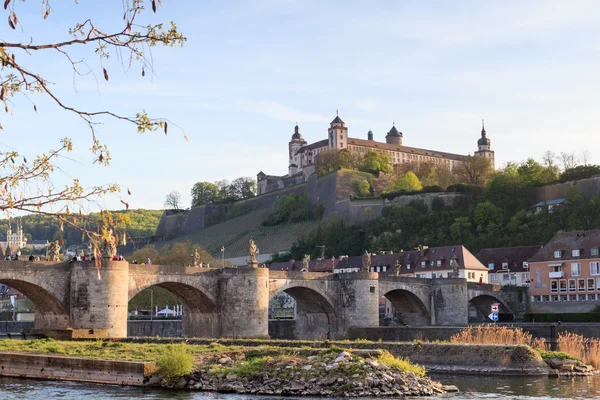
1, 375, 600, 399
430, 373, 600, 399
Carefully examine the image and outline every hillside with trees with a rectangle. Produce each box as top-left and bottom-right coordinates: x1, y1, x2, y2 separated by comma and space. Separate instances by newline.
287, 153, 600, 260
0, 209, 163, 246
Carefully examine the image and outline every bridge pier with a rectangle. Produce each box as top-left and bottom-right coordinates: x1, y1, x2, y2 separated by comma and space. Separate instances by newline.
218, 267, 269, 338
70, 260, 129, 338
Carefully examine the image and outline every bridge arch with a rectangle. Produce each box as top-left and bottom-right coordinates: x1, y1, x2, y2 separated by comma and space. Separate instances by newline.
468, 294, 514, 322
0, 278, 69, 330
129, 279, 219, 338
269, 284, 338, 340
382, 288, 430, 326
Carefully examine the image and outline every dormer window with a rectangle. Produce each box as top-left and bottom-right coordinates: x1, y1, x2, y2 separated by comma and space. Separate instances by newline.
421, 261, 426, 268
437, 260, 442, 267
488, 263, 494, 270
572, 249, 580, 257
406, 263, 411, 269
554, 250, 562, 259
502, 262, 509, 269
591, 248, 599, 257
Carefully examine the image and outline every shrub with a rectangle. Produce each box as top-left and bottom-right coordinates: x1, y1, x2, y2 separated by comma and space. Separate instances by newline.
156, 344, 196, 385
377, 350, 425, 376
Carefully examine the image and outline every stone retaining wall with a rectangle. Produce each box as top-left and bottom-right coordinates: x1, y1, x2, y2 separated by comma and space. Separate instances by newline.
0, 352, 147, 385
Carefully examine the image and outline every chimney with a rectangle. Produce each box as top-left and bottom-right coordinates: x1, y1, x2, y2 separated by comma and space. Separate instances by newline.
419, 244, 424, 257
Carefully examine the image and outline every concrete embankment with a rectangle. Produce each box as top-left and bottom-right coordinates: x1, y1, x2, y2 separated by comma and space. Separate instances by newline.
0, 352, 147, 385
385, 343, 550, 375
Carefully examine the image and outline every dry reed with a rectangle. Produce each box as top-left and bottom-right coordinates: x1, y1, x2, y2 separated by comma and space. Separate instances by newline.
450, 325, 532, 345
557, 332, 600, 369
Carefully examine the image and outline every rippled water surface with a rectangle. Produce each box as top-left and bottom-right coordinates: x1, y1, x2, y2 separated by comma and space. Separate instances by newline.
1, 375, 600, 399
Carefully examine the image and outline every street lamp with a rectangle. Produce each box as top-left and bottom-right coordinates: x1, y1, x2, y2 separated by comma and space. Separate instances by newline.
221, 246, 225, 268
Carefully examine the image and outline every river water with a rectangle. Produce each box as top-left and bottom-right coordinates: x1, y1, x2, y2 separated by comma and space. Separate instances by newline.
1, 374, 600, 399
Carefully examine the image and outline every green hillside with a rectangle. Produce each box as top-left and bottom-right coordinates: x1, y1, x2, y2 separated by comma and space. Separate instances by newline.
156, 208, 317, 259
0, 209, 163, 245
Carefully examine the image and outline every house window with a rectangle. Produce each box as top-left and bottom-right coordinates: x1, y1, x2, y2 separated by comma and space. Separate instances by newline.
571, 263, 581, 276
488, 263, 494, 270
370, 267, 375, 272
523, 272, 530, 283
578, 279, 586, 292
591, 262, 600, 276
503, 274, 511, 282
568, 279, 576, 291
406, 263, 411, 269
591, 248, 599, 256
597, 278, 600, 290
421, 261, 426, 268
382, 266, 387, 272
502, 262, 509, 269
376, 266, 380, 272
572, 249, 581, 257
588, 278, 595, 291
554, 250, 562, 259
560, 280, 567, 292
437, 260, 442, 267
551, 280, 558, 293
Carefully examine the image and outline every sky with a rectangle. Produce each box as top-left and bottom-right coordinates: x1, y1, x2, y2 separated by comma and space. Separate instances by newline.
2, 0, 600, 211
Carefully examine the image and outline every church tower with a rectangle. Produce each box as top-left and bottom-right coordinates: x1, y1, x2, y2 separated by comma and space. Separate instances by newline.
474, 120, 495, 169
328, 112, 348, 150
288, 124, 307, 176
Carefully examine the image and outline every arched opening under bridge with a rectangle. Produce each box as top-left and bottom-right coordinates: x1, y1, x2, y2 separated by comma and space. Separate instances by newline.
268, 286, 338, 340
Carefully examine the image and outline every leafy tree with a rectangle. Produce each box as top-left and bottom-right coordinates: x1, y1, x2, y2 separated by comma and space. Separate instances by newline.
191, 182, 219, 207
360, 150, 392, 175
132, 241, 214, 266
316, 148, 340, 176
560, 165, 600, 182
485, 174, 529, 219
473, 201, 503, 234
229, 177, 257, 200
353, 180, 372, 198
450, 217, 472, 243
517, 158, 545, 185
164, 191, 182, 210
384, 171, 423, 193
338, 150, 362, 170
0, 1, 185, 249
454, 155, 492, 186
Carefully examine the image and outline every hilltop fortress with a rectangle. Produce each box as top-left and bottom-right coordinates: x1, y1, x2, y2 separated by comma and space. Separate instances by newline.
257, 114, 494, 195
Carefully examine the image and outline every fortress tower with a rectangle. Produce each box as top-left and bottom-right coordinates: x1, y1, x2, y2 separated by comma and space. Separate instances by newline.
288, 124, 307, 176
328, 112, 348, 150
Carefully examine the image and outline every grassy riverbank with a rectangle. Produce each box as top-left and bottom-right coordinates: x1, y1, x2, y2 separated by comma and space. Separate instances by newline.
0, 338, 424, 375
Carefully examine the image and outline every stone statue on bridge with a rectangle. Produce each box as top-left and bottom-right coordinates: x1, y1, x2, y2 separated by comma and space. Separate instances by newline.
302, 254, 310, 272
191, 248, 200, 267
450, 255, 460, 278
102, 229, 117, 259
362, 250, 371, 272
48, 240, 61, 261
394, 260, 401, 276
248, 239, 258, 268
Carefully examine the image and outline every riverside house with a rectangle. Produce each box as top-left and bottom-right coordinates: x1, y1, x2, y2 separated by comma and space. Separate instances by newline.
476, 246, 541, 286
529, 230, 600, 311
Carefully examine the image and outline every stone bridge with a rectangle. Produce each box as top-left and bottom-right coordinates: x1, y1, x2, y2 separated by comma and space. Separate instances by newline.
0, 260, 527, 339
